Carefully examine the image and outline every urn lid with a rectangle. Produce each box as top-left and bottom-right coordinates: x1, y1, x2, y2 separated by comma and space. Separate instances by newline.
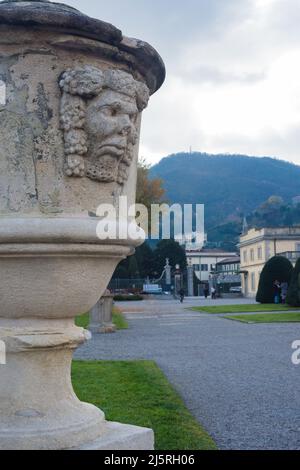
0, 0, 165, 93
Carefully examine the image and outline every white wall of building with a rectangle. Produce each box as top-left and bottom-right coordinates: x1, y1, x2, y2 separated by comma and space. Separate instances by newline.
186, 250, 237, 283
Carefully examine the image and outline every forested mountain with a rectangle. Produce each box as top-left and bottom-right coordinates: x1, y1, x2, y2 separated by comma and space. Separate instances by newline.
150, 152, 300, 229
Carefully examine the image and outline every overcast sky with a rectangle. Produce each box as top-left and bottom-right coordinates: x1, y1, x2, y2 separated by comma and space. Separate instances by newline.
68, 0, 300, 166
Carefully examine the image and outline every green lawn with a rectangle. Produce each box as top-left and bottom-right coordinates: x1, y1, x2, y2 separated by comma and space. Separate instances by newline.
75, 308, 128, 330
72, 360, 216, 450
190, 304, 300, 314
225, 312, 300, 323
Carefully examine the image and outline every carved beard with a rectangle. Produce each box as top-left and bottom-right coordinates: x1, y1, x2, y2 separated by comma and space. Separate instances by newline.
85, 139, 136, 184
116, 144, 135, 185
86, 154, 120, 182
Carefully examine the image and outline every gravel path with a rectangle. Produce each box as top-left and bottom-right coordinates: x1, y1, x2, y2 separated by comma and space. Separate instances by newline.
75, 299, 300, 450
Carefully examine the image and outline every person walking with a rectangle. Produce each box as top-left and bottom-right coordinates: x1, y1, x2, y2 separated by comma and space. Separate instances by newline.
211, 286, 216, 299
179, 287, 185, 303
273, 280, 281, 304
204, 285, 209, 299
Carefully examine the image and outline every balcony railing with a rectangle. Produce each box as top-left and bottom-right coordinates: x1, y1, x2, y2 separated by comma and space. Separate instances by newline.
278, 251, 300, 263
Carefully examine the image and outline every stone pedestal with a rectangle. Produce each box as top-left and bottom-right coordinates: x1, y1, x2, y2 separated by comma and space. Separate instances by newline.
165, 258, 172, 287
187, 263, 194, 297
75, 423, 154, 450
0, 0, 165, 450
174, 265, 182, 298
89, 292, 116, 334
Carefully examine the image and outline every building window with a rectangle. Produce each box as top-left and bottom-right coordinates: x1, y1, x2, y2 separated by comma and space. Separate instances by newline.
257, 246, 262, 260
193, 264, 200, 271
251, 272, 256, 291
243, 250, 247, 262
250, 249, 254, 262
201, 264, 208, 271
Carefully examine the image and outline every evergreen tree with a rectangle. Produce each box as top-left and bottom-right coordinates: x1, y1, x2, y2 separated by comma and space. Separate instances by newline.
113, 263, 129, 279
153, 239, 187, 276
286, 258, 300, 307
135, 242, 156, 278
112, 158, 166, 280
128, 256, 140, 279
256, 256, 293, 303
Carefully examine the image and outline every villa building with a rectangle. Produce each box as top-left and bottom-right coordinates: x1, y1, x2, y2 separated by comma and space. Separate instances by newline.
213, 256, 241, 294
239, 227, 300, 297
186, 247, 237, 294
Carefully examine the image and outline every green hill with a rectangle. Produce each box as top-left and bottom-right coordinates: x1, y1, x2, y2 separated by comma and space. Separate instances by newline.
150, 152, 300, 229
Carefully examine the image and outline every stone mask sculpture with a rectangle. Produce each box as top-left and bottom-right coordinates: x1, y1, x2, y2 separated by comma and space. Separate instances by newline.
0, 0, 165, 450
59, 66, 149, 184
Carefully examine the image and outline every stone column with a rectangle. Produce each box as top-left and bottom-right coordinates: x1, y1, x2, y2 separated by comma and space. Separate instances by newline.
187, 261, 194, 297
165, 258, 172, 286
174, 265, 182, 298
89, 291, 116, 334
0, 0, 165, 450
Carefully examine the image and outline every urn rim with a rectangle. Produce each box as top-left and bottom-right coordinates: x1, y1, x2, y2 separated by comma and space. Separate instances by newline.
0, 0, 166, 94
0, 216, 145, 249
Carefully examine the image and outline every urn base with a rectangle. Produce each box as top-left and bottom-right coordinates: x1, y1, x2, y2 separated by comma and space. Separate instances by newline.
73, 421, 154, 451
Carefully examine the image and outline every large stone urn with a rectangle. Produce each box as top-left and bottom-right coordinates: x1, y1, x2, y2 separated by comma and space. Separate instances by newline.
0, 0, 165, 450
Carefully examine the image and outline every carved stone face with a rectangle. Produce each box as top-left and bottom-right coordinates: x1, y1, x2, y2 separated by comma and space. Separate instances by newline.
59, 66, 149, 184
85, 90, 138, 182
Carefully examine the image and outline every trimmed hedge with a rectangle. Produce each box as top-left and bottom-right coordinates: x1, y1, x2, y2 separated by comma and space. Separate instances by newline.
256, 256, 293, 304
286, 258, 300, 307
113, 294, 143, 301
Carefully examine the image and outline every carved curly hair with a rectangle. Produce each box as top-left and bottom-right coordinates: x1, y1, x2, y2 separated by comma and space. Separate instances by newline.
59, 66, 149, 181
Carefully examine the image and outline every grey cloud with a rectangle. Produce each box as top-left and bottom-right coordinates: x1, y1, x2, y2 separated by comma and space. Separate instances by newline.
209, 127, 300, 166
267, 0, 300, 45
67, 0, 253, 67
66, 1, 300, 165
185, 65, 267, 85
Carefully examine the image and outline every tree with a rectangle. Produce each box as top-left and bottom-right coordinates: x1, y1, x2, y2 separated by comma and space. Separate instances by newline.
152, 239, 187, 277
286, 258, 300, 307
112, 159, 166, 280
246, 196, 300, 230
135, 242, 156, 278
128, 256, 140, 279
136, 158, 166, 209
256, 256, 293, 303
259, 195, 284, 212
113, 263, 129, 279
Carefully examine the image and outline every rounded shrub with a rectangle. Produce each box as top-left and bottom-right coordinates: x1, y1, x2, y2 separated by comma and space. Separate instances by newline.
256, 256, 293, 303
113, 294, 143, 301
286, 258, 300, 307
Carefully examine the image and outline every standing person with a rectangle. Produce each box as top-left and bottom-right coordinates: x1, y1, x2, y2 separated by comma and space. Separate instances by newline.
204, 285, 209, 299
211, 286, 216, 299
179, 287, 185, 303
273, 280, 281, 304
281, 281, 288, 304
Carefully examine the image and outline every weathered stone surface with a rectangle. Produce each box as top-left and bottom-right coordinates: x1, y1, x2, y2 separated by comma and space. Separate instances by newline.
0, 0, 123, 46
0, 0, 165, 94
89, 292, 116, 334
0, 22, 161, 215
0, 0, 164, 450
59, 66, 149, 184
75, 422, 154, 451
